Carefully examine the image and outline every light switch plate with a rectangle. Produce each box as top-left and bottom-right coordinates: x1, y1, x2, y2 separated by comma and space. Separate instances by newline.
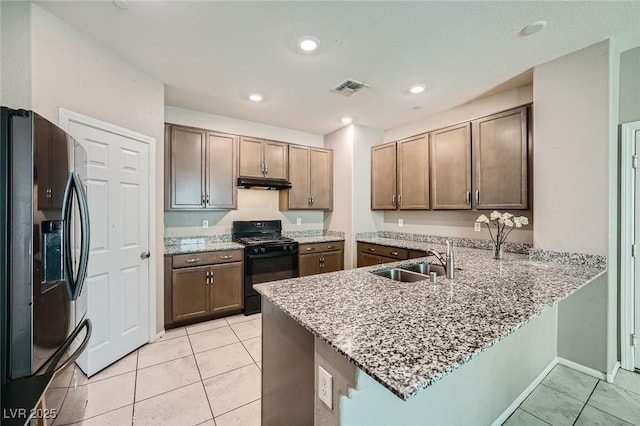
398, 219, 403, 227
474, 222, 481, 232
296, 218, 302, 225
318, 366, 333, 409
202, 220, 209, 229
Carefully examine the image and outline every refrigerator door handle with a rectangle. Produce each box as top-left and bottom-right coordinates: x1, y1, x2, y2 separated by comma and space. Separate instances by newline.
61, 172, 91, 301
35, 318, 92, 376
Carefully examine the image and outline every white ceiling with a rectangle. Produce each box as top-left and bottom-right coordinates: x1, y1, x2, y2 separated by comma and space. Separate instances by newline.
35, 1, 640, 135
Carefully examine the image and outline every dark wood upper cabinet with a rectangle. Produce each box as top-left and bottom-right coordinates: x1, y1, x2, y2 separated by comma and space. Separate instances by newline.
239, 137, 288, 180
281, 146, 333, 210
35, 115, 69, 210
472, 106, 529, 209
371, 142, 397, 210
397, 134, 430, 209
165, 124, 238, 210
430, 123, 472, 210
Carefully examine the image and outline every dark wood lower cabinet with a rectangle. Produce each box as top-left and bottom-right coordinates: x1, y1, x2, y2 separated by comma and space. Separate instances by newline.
165, 250, 244, 328
357, 243, 427, 267
263, 298, 314, 426
298, 241, 344, 277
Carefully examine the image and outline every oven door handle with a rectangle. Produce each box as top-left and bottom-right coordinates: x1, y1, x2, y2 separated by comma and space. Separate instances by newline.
245, 251, 299, 260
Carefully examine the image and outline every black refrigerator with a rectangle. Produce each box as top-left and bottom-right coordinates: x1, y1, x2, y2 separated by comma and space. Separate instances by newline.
1, 108, 92, 423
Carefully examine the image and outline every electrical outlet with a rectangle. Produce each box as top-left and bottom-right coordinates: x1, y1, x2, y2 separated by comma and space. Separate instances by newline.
296, 218, 302, 226
474, 222, 481, 232
202, 220, 209, 229
318, 366, 333, 409
398, 219, 403, 227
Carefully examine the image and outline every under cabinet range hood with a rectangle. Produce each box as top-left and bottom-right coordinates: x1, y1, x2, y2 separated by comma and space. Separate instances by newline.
237, 177, 292, 190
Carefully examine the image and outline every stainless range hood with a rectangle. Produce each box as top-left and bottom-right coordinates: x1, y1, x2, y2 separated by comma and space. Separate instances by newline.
237, 177, 292, 190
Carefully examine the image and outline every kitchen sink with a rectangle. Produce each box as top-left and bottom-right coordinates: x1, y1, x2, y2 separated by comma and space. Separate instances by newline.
399, 263, 445, 276
371, 268, 430, 282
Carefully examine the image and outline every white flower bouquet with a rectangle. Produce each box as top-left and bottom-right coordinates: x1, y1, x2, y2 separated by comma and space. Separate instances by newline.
476, 211, 529, 259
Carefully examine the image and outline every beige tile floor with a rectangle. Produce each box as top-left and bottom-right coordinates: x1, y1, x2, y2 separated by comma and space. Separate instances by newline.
50, 313, 262, 426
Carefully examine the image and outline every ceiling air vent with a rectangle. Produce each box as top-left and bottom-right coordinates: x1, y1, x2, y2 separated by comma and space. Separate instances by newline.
331, 79, 369, 96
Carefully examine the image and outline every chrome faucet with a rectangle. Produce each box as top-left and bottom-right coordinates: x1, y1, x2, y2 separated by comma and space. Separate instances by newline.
426, 240, 455, 279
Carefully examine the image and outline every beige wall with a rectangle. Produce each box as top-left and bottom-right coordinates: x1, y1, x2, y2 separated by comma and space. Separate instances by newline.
164, 106, 325, 237
533, 42, 610, 256
382, 85, 534, 244
620, 46, 640, 123
27, 4, 166, 335
323, 126, 354, 267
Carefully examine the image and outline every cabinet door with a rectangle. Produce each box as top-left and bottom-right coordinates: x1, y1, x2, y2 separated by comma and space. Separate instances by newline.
206, 132, 237, 209
172, 266, 210, 323
210, 262, 243, 315
169, 126, 206, 209
397, 134, 429, 209
239, 137, 265, 177
371, 143, 397, 210
358, 252, 382, 267
320, 251, 343, 274
264, 141, 288, 180
472, 107, 528, 209
299, 253, 321, 277
309, 148, 333, 210
287, 145, 311, 209
430, 123, 471, 209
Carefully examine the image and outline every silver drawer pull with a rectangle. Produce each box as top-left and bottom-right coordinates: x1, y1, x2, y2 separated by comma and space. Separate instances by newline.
368, 248, 375, 252
185, 258, 200, 263
220, 255, 233, 260
306, 247, 315, 251
390, 251, 399, 256
327, 245, 334, 249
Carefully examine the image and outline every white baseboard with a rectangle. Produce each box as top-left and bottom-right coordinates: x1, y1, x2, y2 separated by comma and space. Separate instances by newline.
606, 361, 621, 383
557, 357, 606, 380
153, 329, 165, 343
491, 358, 558, 426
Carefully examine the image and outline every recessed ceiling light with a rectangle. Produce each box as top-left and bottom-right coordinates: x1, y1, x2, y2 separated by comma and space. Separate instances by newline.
298, 36, 320, 52
520, 21, 547, 36
112, 0, 129, 10
248, 93, 263, 102
341, 117, 353, 125
409, 85, 425, 94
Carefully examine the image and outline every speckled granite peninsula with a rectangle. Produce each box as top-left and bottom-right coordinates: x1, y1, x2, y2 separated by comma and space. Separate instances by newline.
255, 244, 605, 404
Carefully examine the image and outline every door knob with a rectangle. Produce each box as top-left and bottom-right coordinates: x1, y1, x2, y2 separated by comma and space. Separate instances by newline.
140, 252, 151, 260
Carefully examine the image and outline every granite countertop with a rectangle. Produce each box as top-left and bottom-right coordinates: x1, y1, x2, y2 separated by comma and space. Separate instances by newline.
164, 241, 244, 255
294, 235, 345, 244
255, 244, 606, 401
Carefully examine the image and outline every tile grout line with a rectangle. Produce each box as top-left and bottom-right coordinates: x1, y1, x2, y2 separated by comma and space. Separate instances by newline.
187, 326, 217, 424
517, 407, 554, 425
131, 350, 139, 425
213, 396, 261, 421
571, 380, 600, 426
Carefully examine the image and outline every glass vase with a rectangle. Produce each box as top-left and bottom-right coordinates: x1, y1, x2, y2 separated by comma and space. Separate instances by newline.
493, 242, 504, 260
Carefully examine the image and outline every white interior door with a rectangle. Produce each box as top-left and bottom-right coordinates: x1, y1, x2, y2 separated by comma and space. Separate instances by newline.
64, 118, 151, 376
635, 130, 640, 370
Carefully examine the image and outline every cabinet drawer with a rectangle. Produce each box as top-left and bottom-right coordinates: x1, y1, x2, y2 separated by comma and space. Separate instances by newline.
172, 250, 243, 268
358, 243, 408, 259
299, 241, 344, 254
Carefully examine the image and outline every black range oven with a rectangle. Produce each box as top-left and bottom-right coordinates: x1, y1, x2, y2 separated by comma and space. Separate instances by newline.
232, 220, 299, 314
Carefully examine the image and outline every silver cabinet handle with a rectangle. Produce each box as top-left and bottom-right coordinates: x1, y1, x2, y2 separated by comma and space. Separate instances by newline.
202, 193, 206, 205
319, 256, 325, 268
310, 195, 314, 205
368, 248, 376, 252
264, 163, 268, 175
140, 252, 151, 260
466, 191, 470, 204
306, 247, 315, 251
398, 195, 402, 206
220, 255, 233, 260
206, 193, 210, 204
475, 190, 480, 203
390, 251, 399, 256
327, 245, 334, 249
308, 195, 312, 206
185, 258, 200, 264
392, 194, 397, 206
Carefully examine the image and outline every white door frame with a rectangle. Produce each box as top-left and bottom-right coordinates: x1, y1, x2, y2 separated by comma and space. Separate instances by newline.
620, 120, 640, 370
57, 108, 157, 344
